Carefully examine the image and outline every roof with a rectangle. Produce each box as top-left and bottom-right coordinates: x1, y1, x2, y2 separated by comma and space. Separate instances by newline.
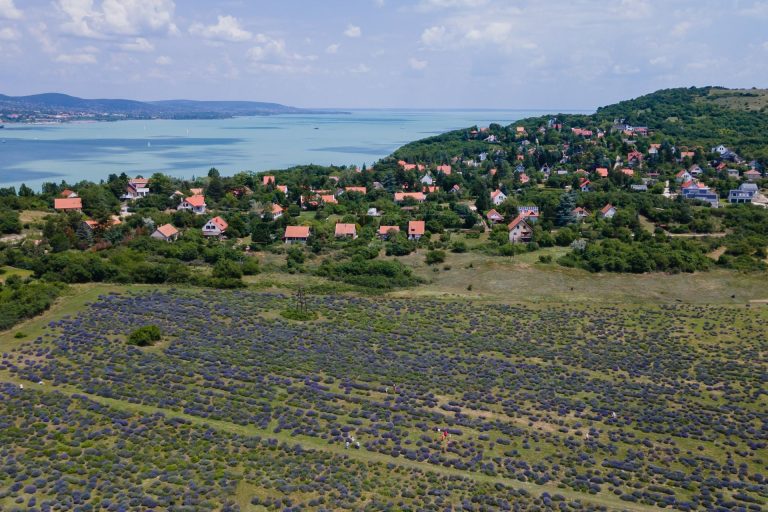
379, 225, 400, 235
596, 168, 609, 177
276, 185, 288, 194
436, 164, 452, 175
507, 215, 531, 230
130, 178, 149, 187
60, 189, 75, 197
54, 197, 82, 210
620, 168, 634, 176
486, 209, 503, 220
155, 223, 179, 238
271, 204, 284, 214
394, 192, 425, 202
262, 175, 275, 185
284, 225, 310, 238
345, 186, 367, 194
321, 194, 338, 204
490, 189, 506, 199
600, 204, 615, 214
185, 195, 206, 207
572, 207, 590, 214
335, 223, 357, 236
408, 220, 425, 236
207, 216, 228, 231
189, 188, 203, 195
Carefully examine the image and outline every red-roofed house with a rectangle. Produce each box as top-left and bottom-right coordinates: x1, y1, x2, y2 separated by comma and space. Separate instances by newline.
744, 169, 761, 181
620, 168, 634, 177
202, 216, 228, 237
407, 220, 425, 240
436, 164, 452, 175
178, 195, 206, 214
596, 167, 609, 178
572, 207, 590, 220
394, 192, 426, 203
344, 186, 367, 194
490, 189, 507, 206
284, 225, 310, 244
335, 223, 357, 239
320, 194, 338, 205
579, 178, 591, 192
507, 215, 533, 243
627, 150, 644, 164
60, 189, 78, 198
189, 188, 204, 196
151, 223, 179, 242
262, 175, 275, 186
599, 204, 617, 219
378, 225, 400, 239
276, 185, 288, 195
486, 209, 504, 223
270, 204, 284, 219
54, 197, 82, 211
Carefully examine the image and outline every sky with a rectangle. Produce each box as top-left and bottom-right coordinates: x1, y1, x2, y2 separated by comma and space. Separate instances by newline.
1, 0, 767, 109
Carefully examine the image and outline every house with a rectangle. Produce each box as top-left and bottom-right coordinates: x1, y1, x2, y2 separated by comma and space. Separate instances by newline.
679, 151, 695, 160
378, 225, 400, 239
486, 209, 504, 223
648, 144, 661, 156
490, 189, 507, 206
367, 207, 381, 217
276, 185, 288, 195
202, 216, 228, 237
335, 223, 357, 239
726, 168, 740, 179
262, 175, 275, 186
436, 164, 452, 175
681, 182, 719, 208
744, 169, 761, 182
675, 170, 693, 183
579, 178, 591, 192
270, 204, 284, 219
177, 195, 206, 214
59, 189, 78, 198
397, 160, 425, 172
450, 184, 461, 193
284, 225, 310, 244
599, 204, 616, 219
394, 192, 426, 203
54, 197, 82, 211
122, 178, 150, 200
712, 144, 730, 156
688, 165, 703, 177
627, 150, 644, 164
420, 173, 434, 186
189, 188, 204, 196
596, 167, 609, 178
518, 205, 539, 218
344, 186, 367, 194
572, 207, 590, 220
320, 194, 338, 205
151, 223, 179, 242
507, 215, 533, 243
424, 185, 439, 194
630, 184, 648, 192
620, 168, 634, 177
728, 183, 758, 204
82, 217, 121, 231
519, 173, 530, 185
407, 220, 425, 240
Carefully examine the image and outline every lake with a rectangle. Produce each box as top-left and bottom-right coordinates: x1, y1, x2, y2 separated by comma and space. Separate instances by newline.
0, 109, 587, 190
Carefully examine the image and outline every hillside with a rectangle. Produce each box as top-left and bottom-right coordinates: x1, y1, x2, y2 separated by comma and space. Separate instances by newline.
0, 92, 341, 122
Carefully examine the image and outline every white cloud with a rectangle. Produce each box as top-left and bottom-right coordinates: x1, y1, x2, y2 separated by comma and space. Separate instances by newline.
119, 37, 154, 52
349, 63, 370, 73
189, 15, 252, 42
421, 25, 446, 45
325, 43, 340, 54
612, 64, 640, 75
762, 41, 768, 50
56, 52, 98, 64
613, 0, 652, 19
0, 26, 19, 40
344, 24, 361, 38
155, 55, 171, 65
247, 34, 315, 73
417, 0, 488, 10
0, 0, 22, 20
671, 21, 692, 37
56, 0, 176, 38
408, 57, 427, 70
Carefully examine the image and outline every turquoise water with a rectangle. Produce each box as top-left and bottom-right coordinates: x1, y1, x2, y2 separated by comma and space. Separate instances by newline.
0, 109, 585, 190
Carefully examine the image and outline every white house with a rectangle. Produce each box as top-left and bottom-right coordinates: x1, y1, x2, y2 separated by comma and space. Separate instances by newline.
177, 195, 207, 215
151, 223, 179, 242
420, 173, 435, 186
508, 215, 533, 243
599, 204, 617, 219
490, 189, 507, 206
202, 216, 228, 237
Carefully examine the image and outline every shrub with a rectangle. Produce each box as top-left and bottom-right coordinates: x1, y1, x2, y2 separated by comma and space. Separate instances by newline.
127, 325, 162, 347
425, 250, 446, 265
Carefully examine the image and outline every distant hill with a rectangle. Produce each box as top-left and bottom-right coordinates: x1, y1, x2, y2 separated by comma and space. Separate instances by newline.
0, 93, 342, 122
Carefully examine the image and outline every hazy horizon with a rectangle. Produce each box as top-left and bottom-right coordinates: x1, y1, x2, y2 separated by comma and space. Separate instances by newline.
1, 1, 767, 110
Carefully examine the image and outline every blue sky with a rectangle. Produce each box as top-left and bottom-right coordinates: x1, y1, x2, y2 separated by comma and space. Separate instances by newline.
1, 0, 767, 108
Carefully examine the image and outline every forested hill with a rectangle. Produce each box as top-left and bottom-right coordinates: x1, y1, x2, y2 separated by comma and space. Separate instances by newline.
394, 86, 768, 163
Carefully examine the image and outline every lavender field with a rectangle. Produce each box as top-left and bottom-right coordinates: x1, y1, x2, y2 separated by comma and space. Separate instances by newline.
1, 289, 766, 511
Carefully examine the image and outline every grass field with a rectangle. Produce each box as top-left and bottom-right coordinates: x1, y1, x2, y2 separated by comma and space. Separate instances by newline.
0, 265, 33, 283
1, 283, 766, 510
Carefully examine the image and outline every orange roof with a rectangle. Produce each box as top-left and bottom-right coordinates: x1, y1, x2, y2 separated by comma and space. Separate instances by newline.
156, 223, 178, 237
345, 186, 367, 194
272, 204, 284, 214
379, 225, 400, 235
130, 178, 149, 187
601, 204, 615, 214
54, 198, 82, 210
262, 175, 275, 185
321, 194, 337, 204
276, 185, 288, 194
185, 195, 206, 207
486, 209, 503, 220
284, 225, 310, 238
408, 220, 425, 236
335, 223, 357, 236
490, 189, 505, 200
596, 167, 609, 177
394, 192, 425, 202
436, 164, 452, 175
60, 189, 75, 197
621, 168, 634, 176
208, 216, 228, 231
507, 215, 530, 230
